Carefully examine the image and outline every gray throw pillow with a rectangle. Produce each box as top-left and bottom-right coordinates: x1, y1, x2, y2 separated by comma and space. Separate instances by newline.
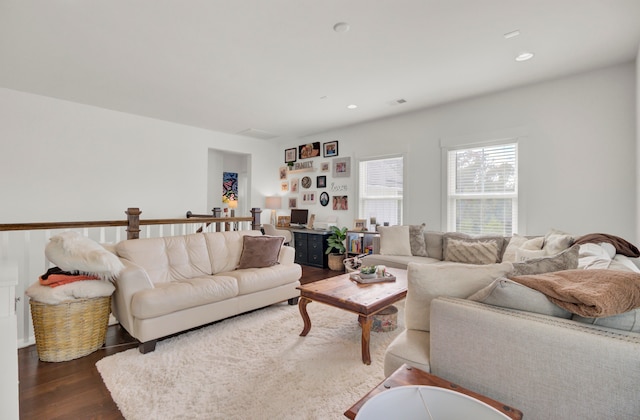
469, 277, 572, 319
237, 235, 283, 269
511, 244, 579, 276
573, 309, 640, 332
409, 224, 427, 257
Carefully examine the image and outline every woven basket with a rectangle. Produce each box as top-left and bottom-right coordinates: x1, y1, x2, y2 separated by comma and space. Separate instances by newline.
30, 296, 111, 362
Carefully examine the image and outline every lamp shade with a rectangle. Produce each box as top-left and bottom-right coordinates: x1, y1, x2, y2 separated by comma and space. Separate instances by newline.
227, 200, 238, 209
265, 196, 282, 210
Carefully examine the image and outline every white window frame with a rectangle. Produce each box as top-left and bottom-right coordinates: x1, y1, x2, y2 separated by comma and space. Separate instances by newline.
357, 155, 404, 227
445, 140, 518, 235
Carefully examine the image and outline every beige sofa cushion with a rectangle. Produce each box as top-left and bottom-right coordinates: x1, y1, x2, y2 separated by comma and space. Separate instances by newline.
204, 230, 262, 274
116, 234, 211, 284
424, 231, 444, 260
131, 275, 239, 319
405, 261, 513, 332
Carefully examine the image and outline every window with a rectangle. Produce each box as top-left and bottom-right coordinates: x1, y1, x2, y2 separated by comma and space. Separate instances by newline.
447, 142, 517, 235
358, 156, 403, 226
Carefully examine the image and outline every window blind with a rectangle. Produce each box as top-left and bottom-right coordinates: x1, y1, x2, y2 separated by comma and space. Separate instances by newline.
447, 143, 517, 235
358, 156, 403, 226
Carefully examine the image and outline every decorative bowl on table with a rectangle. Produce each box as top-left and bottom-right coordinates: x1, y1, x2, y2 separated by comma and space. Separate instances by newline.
359, 266, 377, 279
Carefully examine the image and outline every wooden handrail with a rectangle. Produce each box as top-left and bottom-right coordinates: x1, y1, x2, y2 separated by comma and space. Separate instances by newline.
0, 207, 263, 239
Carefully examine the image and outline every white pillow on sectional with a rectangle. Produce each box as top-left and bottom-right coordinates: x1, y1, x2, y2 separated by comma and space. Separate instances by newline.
502, 234, 529, 263
378, 225, 412, 256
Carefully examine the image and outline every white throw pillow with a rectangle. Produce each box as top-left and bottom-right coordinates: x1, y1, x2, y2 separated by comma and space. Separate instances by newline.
543, 228, 574, 255
405, 261, 513, 332
378, 226, 412, 256
500, 234, 529, 263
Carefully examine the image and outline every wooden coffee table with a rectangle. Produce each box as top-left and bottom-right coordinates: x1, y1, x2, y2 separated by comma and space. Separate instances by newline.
344, 364, 523, 419
297, 268, 407, 365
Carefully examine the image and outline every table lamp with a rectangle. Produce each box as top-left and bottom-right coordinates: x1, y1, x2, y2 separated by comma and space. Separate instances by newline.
228, 200, 238, 217
265, 196, 282, 226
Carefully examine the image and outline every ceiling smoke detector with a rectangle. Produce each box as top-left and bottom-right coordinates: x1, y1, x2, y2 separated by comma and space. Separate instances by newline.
333, 22, 350, 33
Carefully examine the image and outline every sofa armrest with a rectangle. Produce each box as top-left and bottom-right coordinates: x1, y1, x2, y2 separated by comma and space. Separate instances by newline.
278, 245, 295, 265
110, 259, 154, 335
430, 297, 640, 420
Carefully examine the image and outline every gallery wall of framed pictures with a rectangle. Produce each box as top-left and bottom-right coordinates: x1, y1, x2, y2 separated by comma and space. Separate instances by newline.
277, 140, 354, 225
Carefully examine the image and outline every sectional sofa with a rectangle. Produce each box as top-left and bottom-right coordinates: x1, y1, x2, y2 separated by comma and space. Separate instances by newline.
111, 230, 302, 353
363, 226, 640, 419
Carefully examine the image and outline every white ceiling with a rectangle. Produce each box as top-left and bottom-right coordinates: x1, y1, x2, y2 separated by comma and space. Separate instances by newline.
1, 1, 640, 141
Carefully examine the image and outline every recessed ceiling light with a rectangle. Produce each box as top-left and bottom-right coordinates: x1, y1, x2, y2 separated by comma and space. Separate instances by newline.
346, 104, 358, 109
504, 30, 520, 39
515, 52, 534, 62
333, 22, 350, 33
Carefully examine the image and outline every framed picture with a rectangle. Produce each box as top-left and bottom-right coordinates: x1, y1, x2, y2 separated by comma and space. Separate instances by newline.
332, 195, 348, 210
277, 215, 291, 227
301, 176, 312, 189
353, 219, 366, 231
321, 162, 330, 172
298, 142, 321, 159
319, 192, 329, 207
323, 141, 339, 157
285, 148, 297, 163
281, 181, 289, 192
302, 191, 316, 204
290, 178, 299, 193
332, 157, 351, 178
279, 166, 288, 180
316, 175, 326, 188
288, 197, 297, 208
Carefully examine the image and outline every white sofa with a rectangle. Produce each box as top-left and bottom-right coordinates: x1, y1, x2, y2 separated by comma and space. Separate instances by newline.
111, 230, 302, 353
375, 227, 640, 419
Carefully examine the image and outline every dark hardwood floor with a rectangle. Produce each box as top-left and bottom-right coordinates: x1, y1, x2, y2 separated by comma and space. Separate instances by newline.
18, 265, 336, 419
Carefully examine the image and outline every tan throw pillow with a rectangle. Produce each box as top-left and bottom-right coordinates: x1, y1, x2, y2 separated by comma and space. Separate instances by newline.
511, 244, 579, 276
409, 224, 427, 257
237, 235, 283, 269
469, 277, 572, 318
521, 236, 544, 250
444, 238, 500, 265
442, 232, 506, 262
405, 261, 514, 332
378, 226, 412, 256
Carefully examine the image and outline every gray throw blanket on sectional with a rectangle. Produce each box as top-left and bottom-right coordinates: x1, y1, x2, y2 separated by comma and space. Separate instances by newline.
509, 269, 640, 318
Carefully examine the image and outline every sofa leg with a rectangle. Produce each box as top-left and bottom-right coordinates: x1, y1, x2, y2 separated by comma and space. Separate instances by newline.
288, 297, 299, 305
138, 340, 157, 354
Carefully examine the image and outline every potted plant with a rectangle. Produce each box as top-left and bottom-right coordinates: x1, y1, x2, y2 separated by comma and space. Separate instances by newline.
325, 226, 348, 271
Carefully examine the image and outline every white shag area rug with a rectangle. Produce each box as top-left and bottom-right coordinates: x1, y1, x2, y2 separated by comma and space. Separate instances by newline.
97, 300, 405, 420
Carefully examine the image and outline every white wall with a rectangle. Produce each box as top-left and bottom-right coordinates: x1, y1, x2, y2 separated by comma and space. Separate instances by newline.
293, 62, 637, 240
0, 88, 277, 223
637, 44, 640, 244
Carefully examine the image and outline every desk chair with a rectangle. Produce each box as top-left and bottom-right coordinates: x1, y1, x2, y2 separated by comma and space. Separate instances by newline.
262, 224, 292, 245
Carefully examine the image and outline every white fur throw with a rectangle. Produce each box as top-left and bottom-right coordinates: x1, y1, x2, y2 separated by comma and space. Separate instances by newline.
45, 231, 124, 280
26, 280, 115, 305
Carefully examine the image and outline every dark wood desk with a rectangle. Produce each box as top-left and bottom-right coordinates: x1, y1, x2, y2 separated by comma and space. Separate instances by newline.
344, 364, 523, 419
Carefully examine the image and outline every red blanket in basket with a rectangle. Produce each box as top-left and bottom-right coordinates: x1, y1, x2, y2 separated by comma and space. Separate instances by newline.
39, 267, 100, 288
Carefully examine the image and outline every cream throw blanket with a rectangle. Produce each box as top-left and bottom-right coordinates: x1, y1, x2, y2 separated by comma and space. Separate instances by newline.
509, 269, 640, 318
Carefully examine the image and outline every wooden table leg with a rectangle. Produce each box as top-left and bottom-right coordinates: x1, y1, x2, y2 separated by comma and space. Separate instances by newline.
358, 315, 372, 365
298, 297, 312, 336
